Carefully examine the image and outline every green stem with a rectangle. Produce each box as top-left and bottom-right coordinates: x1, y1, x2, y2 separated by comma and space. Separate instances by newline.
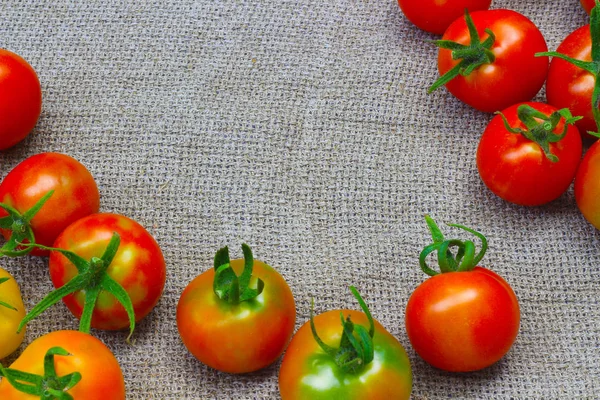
419, 215, 487, 276
310, 286, 375, 374
17, 233, 137, 339
429, 10, 496, 93
0, 347, 81, 399
212, 244, 265, 304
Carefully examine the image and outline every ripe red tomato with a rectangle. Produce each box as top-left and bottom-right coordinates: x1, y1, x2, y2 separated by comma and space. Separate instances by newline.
47, 213, 166, 331
397, 0, 492, 35
544, 24, 598, 136
0, 49, 42, 150
279, 288, 412, 399
177, 245, 296, 373
405, 216, 520, 372
0, 330, 125, 399
476, 102, 582, 206
0, 153, 100, 256
575, 140, 600, 229
582, 0, 595, 14
431, 9, 548, 113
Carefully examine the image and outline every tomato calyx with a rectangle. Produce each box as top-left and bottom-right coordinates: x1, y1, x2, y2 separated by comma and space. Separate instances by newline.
0, 190, 54, 257
496, 104, 582, 162
420, 215, 487, 276
310, 286, 375, 374
536, 2, 600, 136
213, 244, 265, 304
17, 233, 137, 341
0, 277, 18, 311
0, 346, 82, 400
429, 10, 496, 93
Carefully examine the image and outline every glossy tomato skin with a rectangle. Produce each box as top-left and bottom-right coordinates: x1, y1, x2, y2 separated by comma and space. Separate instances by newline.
0, 330, 125, 399
0, 153, 100, 256
439, 9, 548, 113
0, 49, 42, 150
582, 0, 595, 14
546, 25, 597, 137
50, 213, 166, 330
398, 0, 492, 35
279, 310, 412, 400
477, 102, 582, 206
575, 140, 600, 229
0, 267, 26, 359
177, 258, 295, 373
406, 267, 520, 372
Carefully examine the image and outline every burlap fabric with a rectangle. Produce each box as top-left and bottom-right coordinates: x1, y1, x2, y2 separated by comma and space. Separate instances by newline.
0, 0, 598, 398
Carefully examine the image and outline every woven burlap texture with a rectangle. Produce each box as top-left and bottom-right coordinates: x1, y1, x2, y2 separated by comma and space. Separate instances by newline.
1, 0, 598, 398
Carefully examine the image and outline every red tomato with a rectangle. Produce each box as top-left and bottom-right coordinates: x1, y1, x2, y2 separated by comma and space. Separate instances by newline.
398, 0, 492, 35
545, 24, 598, 136
405, 216, 520, 372
476, 102, 582, 206
0, 49, 42, 150
279, 304, 412, 400
177, 245, 295, 373
575, 140, 600, 229
0, 330, 125, 399
433, 9, 548, 113
0, 153, 100, 256
582, 0, 595, 14
48, 213, 166, 330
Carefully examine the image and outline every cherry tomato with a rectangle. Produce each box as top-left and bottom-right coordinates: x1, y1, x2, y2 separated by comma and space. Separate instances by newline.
177, 244, 296, 373
279, 287, 412, 400
0, 267, 25, 359
544, 24, 599, 137
405, 216, 520, 372
477, 102, 582, 206
575, 140, 600, 229
0, 153, 100, 257
47, 213, 166, 331
431, 9, 548, 113
0, 49, 42, 151
0, 330, 125, 399
397, 0, 492, 35
582, 0, 595, 14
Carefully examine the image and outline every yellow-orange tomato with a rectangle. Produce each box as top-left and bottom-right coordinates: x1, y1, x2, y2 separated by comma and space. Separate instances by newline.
0, 330, 125, 399
279, 310, 412, 400
0, 267, 25, 359
575, 140, 600, 229
177, 258, 296, 373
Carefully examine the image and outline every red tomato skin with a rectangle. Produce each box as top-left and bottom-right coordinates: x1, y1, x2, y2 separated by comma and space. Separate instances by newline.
476, 102, 582, 206
0, 49, 41, 150
582, 0, 595, 14
575, 140, 600, 229
49, 213, 166, 330
398, 0, 492, 35
279, 310, 412, 400
0, 153, 100, 256
546, 25, 597, 137
0, 330, 125, 399
177, 259, 296, 373
405, 267, 520, 372
438, 9, 548, 113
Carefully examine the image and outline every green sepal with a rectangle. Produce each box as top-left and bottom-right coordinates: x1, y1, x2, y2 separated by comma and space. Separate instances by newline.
0, 190, 54, 258
0, 276, 18, 311
17, 233, 137, 340
419, 215, 488, 276
0, 346, 82, 399
212, 244, 265, 304
429, 10, 496, 93
309, 286, 376, 375
496, 105, 582, 162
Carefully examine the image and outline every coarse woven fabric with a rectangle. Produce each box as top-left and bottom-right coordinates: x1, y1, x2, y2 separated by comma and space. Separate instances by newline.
0, 0, 598, 398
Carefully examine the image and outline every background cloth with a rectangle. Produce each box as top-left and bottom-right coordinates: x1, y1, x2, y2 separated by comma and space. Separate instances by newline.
1, 0, 598, 398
